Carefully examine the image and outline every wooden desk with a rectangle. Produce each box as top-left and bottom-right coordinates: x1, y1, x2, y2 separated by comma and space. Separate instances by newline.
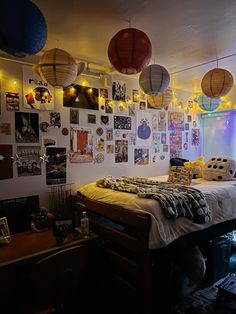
0, 229, 97, 269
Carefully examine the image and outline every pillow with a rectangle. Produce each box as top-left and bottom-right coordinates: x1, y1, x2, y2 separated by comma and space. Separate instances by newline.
168, 166, 192, 185
202, 157, 236, 181
184, 156, 205, 179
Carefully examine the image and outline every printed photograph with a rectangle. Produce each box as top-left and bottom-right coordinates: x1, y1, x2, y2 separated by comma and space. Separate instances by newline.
46, 147, 67, 185
100, 88, 108, 99
70, 109, 79, 124
134, 148, 149, 165
115, 140, 128, 163
114, 116, 131, 130
50, 112, 61, 128
6, 92, 20, 111
17, 146, 41, 176
106, 144, 114, 154
42, 136, 57, 147
112, 81, 126, 101
106, 128, 113, 141
132, 89, 139, 102
88, 114, 96, 124
69, 127, 93, 163
105, 99, 113, 114
168, 112, 184, 131
15, 112, 39, 143
0, 217, 10, 240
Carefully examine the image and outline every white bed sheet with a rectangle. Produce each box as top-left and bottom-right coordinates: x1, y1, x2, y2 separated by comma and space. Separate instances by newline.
78, 176, 236, 249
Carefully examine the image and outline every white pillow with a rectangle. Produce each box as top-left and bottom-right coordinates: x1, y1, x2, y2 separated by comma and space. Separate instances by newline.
202, 157, 236, 181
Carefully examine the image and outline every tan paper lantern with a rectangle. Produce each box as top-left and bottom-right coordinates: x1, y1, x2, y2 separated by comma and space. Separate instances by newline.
147, 86, 173, 109
139, 64, 170, 95
201, 68, 234, 98
33, 48, 85, 88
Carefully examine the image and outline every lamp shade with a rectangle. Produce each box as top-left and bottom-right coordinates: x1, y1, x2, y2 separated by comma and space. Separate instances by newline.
108, 28, 152, 75
201, 68, 234, 98
196, 93, 221, 111
0, 0, 47, 57
147, 87, 173, 109
139, 64, 170, 95
34, 48, 85, 88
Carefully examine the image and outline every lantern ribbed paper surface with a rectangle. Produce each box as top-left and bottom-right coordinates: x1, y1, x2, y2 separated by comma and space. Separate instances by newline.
147, 87, 173, 109
201, 68, 234, 98
108, 28, 152, 74
35, 48, 85, 88
197, 94, 221, 111
0, 0, 47, 57
139, 64, 170, 95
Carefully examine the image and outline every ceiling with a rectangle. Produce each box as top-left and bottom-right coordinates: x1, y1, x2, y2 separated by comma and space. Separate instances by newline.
3, 0, 236, 93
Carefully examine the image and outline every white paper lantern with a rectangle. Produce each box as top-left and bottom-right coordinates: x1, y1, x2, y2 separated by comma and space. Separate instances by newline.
197, 94, 221, 111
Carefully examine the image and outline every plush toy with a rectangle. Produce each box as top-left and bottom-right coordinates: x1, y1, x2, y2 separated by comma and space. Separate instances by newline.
184, 156, 205, 178
202, 156, 236, 181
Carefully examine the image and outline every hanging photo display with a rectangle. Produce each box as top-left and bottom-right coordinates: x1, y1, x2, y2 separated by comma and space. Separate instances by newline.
192, 129, 200, 146
168, 112, 184, 131
114, 116, 131, 130
46, 147, 67, 185
134, 148, 149, 165
69, 127, 93, 163
17, 146, 41, 176
0, 144, 13, 180
136, 112, 152, 147
112, 80, 126, 101
115, 140, 128, 163
6, 92, 20, 111
63, 84, 99, 110
22, 65, 54, 110
170, 131, 182, 158
15, 112, 39, 143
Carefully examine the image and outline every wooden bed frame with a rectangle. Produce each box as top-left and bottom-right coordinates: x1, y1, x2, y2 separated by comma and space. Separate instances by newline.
75, 194, 236, 314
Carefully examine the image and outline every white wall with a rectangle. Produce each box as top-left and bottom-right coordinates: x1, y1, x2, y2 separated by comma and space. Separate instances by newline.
0, 59, 200, 208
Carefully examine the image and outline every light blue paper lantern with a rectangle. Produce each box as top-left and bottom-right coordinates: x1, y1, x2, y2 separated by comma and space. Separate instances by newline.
196, 94, 221, 111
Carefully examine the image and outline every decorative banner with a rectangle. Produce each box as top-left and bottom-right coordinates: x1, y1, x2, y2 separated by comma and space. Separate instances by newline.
192, 129, 200, 146
115, 140, 128, 163
168, 112, 184, 131
15, 112, 39, 143
0, 144, 13, 180
134, 148, 149, 165
136, 112, 152, 147
69, 127, 93, 163
22, 65, 54, 110
17, 146, 41, 176
6, 92, 20, 111
46, 147, 67, 185
170, 131, 182, 158
112, 80, 126, 101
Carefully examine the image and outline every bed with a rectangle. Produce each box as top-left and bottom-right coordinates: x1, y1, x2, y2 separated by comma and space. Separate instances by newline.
75, 175, 236, 313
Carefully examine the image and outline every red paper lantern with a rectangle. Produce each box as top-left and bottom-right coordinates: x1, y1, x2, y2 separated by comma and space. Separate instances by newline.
108, 28, 152, 75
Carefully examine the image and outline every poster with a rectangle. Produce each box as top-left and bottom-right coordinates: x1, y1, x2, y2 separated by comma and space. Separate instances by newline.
17, 146, 41, 176
15, 112, 39, 143
170, 131, 182, 158
112, 80, 126, 101
114, 116, 131, 130
22, 65, 54, 110
46, 147, 67, 185
136, 112, 152, 147
115, 140, 128, 163
69, 127, 93, 163
168, 112, 184, 131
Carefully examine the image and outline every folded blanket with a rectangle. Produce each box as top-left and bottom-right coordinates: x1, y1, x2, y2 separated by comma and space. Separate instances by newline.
96, 176, 211, 224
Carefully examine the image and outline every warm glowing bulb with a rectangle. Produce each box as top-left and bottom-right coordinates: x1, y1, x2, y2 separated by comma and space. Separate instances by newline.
227, 101, 231, 105
88, 88, 93, 94
13, 81, 17, 85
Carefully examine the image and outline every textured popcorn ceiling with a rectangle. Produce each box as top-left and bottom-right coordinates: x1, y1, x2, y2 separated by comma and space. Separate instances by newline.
3, 0, 236, 93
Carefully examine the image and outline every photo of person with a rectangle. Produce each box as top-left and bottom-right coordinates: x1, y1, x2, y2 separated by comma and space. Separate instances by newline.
115, 140, 128, 163
100, 88, 108, 99
105, 100, 113, 114
15, 112, 39, 143
17, 146, 41, 176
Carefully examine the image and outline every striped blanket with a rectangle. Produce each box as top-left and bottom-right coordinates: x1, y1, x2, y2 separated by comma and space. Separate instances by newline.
96, 176, 211, 224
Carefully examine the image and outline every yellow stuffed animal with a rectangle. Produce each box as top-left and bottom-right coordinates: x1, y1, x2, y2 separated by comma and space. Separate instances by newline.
184, 156, 205, 178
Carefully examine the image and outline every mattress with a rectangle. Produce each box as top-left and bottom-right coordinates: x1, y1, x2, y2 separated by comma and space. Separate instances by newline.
77, 176, 236, 249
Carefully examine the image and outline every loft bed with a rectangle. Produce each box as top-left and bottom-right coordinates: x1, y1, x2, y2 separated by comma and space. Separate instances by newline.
75, 175, 236, 313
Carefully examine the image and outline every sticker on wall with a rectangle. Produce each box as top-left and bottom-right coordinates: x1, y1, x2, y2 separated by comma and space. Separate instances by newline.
70, 109, 79, 124
106, 144, 114, 154
139, 101, 146, 110
101, 115, 109, 125
96, 127, 103, 136
17, 146, 41, 176
63, 84, 99, 110
153, 132, 160, 143
88, 114, 96, 124
192, 129, 200, 146
152, 154, 159, 163
69, 127, 93, 163
105, 100, 113, 114
122, 132, 128, 139
154, 141, 161, 154
134, 148, 149, 165
15, 112, 39, 143
94, 153, 105, 164
168, 112, 184, 131
170, 131, 182, 158
128, 103, 135, 116
50, 112, 61, 128
158, 111, 166, 131
115, 140, 128, 163
40, 121, 49, 133
106, 128, 113, 141
23, 65, 54, 110
42, 136, 57, 147
0, 123, 11, 135
6, 92, 19, 111
114, 116, 131, 130
136, 112, 152, 147
0, 144, 13, 180
112, 80, 126, 101
115, 130, 121, 138
46, 147, 67, 185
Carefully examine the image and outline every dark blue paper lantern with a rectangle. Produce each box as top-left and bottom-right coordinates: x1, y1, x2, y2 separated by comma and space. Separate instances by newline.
0, 0, 47, 57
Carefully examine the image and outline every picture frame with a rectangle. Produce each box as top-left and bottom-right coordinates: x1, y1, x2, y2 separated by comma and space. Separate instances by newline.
0, 217, 11, 244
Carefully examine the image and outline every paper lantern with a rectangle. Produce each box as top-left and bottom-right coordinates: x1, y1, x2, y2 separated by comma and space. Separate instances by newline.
108, 28, 152, 74
196, 94, 221, 111
34, 48, 85, 88
201, 68, 234, 98
0, 0, 47, 57
139, 64, 170, 95
147, 87, 173, 109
